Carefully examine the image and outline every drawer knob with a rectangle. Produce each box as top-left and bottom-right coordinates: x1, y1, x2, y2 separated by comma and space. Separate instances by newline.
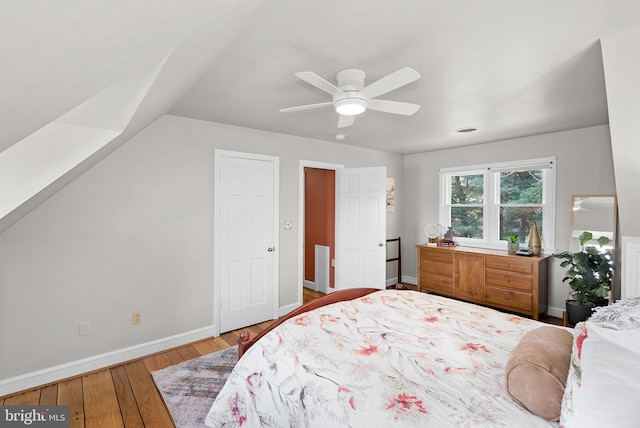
433, 266, 438, 270
505, 295, 510, 300
505, 264, 510, 267
505, 278, 511, 282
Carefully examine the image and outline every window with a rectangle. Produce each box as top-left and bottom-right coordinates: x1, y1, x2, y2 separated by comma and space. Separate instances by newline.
439, 157, 555, 252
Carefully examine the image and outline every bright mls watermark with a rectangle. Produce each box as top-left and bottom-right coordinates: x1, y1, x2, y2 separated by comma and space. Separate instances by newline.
0, 406, 69, 427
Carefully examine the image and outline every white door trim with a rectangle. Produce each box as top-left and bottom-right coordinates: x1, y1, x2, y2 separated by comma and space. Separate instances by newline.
298, 161, 343, 308
214, 150, 279, 337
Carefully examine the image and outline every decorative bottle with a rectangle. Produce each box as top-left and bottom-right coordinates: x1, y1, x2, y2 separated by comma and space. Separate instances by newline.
528, 221, 541, 256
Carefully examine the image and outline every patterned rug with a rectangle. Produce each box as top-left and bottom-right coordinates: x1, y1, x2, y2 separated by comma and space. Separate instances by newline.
151, 346, 238, 428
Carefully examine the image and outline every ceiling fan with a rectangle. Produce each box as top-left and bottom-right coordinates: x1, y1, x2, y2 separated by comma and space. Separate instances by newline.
280, 67, 421, 128
573, 198, 591, 212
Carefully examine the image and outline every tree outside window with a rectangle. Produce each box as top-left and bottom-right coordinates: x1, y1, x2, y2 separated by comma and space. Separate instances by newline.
499, 170, 543, 243
450, 173, 483, 239
440, 158, 555, 251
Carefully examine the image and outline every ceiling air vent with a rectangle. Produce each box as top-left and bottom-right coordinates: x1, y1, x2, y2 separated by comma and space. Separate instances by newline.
456, 127, 478, 134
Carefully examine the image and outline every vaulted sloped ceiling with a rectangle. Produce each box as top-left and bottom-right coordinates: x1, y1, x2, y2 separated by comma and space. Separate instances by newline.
0, 0, 263, 232
2, 0, 640, 232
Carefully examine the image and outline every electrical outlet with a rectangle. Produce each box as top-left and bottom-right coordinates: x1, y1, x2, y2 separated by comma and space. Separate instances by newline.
132, 312, 142, 325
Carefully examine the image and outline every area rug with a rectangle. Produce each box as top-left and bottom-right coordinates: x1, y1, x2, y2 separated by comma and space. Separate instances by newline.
151, 346, 238, 428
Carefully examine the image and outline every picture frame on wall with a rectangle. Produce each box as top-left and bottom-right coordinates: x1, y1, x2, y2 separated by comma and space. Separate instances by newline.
386, 177, 395, 212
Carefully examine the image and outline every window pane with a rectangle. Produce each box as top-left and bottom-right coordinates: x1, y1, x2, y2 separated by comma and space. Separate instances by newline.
500, 170, 542, 204
500, 207, 542, 242
451, 206, 483, 238
451, 174, 483, 204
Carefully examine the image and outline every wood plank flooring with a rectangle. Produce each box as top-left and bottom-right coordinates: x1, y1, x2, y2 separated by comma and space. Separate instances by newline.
0, 320, 275, 428
0, 290, 323, 427
1, 287, 560, 428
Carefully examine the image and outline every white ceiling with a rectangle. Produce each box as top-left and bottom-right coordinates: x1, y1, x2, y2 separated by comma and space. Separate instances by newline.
3, 0, 640, 159
0, 0, 259, 153
169, 0, 640, 154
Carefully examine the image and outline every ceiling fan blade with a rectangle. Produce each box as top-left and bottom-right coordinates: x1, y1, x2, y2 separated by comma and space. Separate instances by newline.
367, 99, 421, 115
279, 101, 333, 113
337, 114, 355, 128
295, 71, 343, 96
359, 67, 421, 99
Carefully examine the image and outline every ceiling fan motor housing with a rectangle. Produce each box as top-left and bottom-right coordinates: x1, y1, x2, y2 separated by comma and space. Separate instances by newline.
336, 69, 366, 91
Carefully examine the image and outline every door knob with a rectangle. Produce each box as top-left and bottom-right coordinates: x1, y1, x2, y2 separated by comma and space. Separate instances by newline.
378, 243, 384, 247
267, 247, 274, 252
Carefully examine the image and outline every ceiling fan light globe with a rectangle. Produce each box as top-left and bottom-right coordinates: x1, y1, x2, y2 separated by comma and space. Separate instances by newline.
335, 98, 367, 116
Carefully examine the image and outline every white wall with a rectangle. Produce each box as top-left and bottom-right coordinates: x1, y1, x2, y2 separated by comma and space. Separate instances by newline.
601, 25, 640, 299
403, 125, 616, 315
0, 114, 403, 382
601, 26, 640, 238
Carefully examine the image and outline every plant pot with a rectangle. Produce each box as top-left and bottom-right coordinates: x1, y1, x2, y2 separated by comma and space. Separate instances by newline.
590, 297, 609, 307
507, 242, 520, 254
565, 300, 595, 325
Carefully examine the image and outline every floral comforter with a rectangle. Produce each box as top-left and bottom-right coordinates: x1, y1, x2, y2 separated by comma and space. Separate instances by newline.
205, 290, 557, 427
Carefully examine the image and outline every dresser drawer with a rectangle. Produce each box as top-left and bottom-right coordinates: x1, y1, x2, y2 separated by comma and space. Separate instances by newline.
416, 244, 547, 320
420, 248, 454, 264
485, 270, 533, 292
485, 257, 533, 274
484, 286, 532, 312
420, 272, 454, 294
421, 261, 453, 277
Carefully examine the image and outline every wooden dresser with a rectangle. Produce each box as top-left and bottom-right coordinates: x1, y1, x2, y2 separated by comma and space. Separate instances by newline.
417, 245, 548, 319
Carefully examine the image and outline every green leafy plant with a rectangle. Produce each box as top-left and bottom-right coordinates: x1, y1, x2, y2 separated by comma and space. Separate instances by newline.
553, 231, 614, 305
507, 234, 520, 243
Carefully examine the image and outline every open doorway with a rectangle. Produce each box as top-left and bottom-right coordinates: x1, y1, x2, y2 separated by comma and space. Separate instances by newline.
298, 161, 386, 308
298, 161, 342, 307
303, 167, 336, 293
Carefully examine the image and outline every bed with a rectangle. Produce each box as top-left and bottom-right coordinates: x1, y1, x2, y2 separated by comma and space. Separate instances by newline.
204, 289, 583, 427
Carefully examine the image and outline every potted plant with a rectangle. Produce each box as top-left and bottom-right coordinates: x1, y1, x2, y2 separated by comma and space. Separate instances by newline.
506, 234, 520, 254
553, 231, 614, 325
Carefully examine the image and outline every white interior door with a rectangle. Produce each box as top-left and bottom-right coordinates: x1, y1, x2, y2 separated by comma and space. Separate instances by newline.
216, 151, 279, 333
336, 167, 386, 290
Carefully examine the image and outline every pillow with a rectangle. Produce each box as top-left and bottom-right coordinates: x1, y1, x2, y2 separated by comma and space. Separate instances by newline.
560, 297, 640, 428
588, 296, 640, 328
505, 326, 573, 421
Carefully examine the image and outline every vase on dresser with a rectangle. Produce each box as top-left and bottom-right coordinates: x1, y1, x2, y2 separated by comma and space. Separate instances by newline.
528, 221, 541, 256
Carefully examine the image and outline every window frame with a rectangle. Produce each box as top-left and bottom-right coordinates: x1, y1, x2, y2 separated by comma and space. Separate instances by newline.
439, 157, 556, 253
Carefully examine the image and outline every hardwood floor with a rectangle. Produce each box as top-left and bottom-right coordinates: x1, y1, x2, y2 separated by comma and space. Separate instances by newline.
302, 286, 325, 303
0, 287, 561, 427
0, 290, 324, 427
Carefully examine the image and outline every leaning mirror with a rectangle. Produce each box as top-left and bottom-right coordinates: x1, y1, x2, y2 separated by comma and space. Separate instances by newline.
570, 195, 617, 253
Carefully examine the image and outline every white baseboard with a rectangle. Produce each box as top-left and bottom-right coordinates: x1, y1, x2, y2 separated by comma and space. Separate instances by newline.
279, 302, 301, 317
2, 295, 566, 397
402, 275, 418, 285
0, 325, 217, 397
303, 280, 316, 291
547, 306, 564, 319
386, 277, 399, 287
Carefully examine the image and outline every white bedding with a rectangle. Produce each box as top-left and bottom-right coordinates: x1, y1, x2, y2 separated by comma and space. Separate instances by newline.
205, 290, 558, 427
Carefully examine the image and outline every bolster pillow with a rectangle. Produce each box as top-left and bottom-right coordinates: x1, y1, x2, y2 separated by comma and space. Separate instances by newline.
505, 326, 573, 421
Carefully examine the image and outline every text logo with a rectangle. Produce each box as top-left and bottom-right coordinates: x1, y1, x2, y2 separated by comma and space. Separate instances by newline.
0, 406, 69, 427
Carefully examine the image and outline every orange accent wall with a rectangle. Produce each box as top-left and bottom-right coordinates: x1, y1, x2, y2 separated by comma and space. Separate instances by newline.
304, 168, 336, 287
